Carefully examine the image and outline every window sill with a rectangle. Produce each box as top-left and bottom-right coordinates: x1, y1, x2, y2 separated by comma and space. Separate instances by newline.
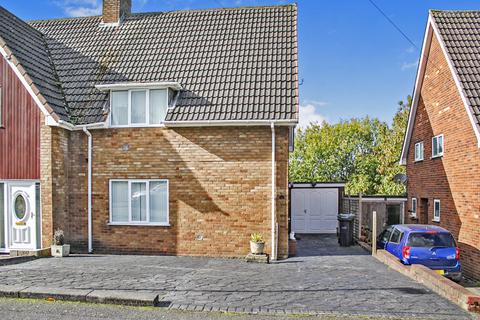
413, 159, 423, 163
432, 219, 440, 223
431, 155, 443, 159
108, 222, 170, 227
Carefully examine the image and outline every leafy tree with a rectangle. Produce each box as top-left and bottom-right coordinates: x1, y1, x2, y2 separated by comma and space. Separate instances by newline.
289, 96, 411, 195
374, 96, 411, 195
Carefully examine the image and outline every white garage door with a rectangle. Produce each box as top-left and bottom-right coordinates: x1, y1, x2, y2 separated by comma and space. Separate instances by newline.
291, 188, 339, 234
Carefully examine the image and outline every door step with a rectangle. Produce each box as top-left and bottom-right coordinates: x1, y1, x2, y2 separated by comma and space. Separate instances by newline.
9, 248, 50, 258
245, 253, 270, 264
0, 255, 36, 266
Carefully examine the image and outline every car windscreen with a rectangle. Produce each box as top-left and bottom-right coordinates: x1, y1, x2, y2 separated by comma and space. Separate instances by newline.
406, 232, 455, 248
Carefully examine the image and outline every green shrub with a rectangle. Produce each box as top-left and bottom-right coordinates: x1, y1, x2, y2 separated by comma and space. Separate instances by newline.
53, 229, 65, 246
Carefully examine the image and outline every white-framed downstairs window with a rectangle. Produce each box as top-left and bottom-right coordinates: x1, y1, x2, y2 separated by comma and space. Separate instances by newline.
432, 134, 444, 158
414, 141, 424, 162
411, 197, 417, 218
433, 199, 441, 222
109, 180, 169, 225
110, 89, 168, 127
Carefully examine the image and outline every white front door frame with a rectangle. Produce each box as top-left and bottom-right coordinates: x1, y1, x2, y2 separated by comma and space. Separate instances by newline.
0, 180, 41, 252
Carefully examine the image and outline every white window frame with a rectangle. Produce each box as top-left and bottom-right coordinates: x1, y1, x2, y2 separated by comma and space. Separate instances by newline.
414, 141, 424, 162
109, 179, 170, 226
411, 197, 417, 218
109, 88, 169, 128
433, 199, 441, 222
432, 134, 444, 158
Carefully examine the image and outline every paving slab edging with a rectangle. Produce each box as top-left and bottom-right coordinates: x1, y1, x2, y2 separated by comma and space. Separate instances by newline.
0, 285, 159, 307
0, 285, 353, 316
86, 289, 159, 306
374, 249, 480, 313
0, 281, 473, 319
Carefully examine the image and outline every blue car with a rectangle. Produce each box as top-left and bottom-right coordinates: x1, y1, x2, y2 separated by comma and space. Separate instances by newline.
377, 224, 461, 281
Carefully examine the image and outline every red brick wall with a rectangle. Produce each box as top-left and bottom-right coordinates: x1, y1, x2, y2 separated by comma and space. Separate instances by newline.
40, 126, 72, 248
66, 131, 89, 251
405, 32, 480, 279
51, 126, 289, 259
40, 124, 53, 248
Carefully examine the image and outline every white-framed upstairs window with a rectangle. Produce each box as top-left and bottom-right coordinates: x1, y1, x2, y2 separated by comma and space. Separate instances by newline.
414, 141, 424, 162
110, 88, 169, 127
411, 197, 417, 218
432, 134, 444, 158
109, 179, 169, 226
433, 199, 441, 222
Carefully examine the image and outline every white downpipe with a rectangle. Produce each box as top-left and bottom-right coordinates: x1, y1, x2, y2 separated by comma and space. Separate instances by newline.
83, 127, 93, 253
270, 122, 276, 260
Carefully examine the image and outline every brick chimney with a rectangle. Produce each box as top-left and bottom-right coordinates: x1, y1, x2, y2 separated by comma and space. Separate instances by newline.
102, 0, 131, 24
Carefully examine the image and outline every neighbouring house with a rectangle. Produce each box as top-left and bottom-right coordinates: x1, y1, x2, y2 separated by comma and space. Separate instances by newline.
0, 0, 298, 260
400, 10, 480, 279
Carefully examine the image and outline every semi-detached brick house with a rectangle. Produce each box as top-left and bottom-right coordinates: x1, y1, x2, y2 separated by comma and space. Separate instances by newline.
401, 10, 480, 279
0, 0, 298, 260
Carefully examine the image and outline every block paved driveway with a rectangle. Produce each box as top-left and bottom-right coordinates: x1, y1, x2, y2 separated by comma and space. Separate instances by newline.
0, 235, 473, 319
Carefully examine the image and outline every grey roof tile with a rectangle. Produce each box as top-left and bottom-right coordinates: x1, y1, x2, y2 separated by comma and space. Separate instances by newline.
0, 4, 298, 125
0, 7, 68, 121
432, 10, 480, 126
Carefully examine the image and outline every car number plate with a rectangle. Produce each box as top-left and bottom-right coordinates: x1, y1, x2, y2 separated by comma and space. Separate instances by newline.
435, 270, 445, 275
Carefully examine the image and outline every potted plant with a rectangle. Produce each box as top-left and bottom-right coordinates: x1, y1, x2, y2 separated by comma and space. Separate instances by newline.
51, 229, 70, 257
250, 233, 265, 255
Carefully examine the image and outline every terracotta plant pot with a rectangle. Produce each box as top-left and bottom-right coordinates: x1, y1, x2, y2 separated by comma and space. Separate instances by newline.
288, 239, 297, 257
250, 241, 265, 255
51, 244, 70, 257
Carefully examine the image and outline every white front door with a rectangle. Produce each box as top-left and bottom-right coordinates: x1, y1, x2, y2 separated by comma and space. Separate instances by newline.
8, 182, 38, 250
291, 188, 339, 234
